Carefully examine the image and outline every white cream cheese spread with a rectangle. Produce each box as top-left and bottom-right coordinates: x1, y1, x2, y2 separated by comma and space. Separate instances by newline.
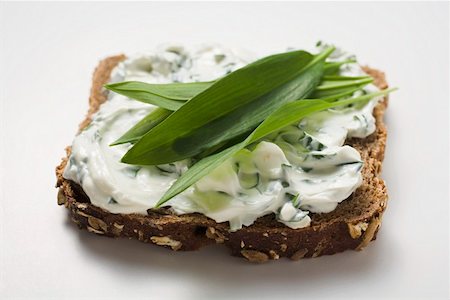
64, 44, 381, 231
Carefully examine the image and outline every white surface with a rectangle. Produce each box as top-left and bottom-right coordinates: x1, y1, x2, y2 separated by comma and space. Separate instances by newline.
1, 2, 449, 299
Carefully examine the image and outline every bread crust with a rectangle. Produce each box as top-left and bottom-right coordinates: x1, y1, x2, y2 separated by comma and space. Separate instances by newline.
56, 55, 389, 262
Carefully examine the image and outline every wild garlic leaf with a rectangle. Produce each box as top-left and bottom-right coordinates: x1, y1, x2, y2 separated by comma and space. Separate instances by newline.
246, 88, 395, 143
104, 60, 361, 111
110, 107, 172, 146
318, 86, 366, 102
156, 142, 246, 206
323, 59, 356, 75
107, 59, 372, 146
311, 76, 373, 98
104, 81, 213, 110
121, 48, 335, 165
110, 74, 373, 146
321, 75, 371, 81
156, 88, 396, 206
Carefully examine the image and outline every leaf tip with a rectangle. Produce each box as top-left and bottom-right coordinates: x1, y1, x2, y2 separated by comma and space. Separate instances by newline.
380, 87, 399, 95
120, 153, 132, 164
155, 194, 171, 208
103, 82, 123, 91
389, 87, 399, 92
322, 45, 336, 57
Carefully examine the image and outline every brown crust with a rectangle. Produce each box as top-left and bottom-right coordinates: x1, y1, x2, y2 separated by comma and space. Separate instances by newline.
56, 56, 389, 262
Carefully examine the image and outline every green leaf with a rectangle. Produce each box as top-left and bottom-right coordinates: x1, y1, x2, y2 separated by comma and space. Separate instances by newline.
110, 107, 172, 146
156, 143, 246, 207
311, 76, 373, 98
322, 75, 370, 81
156, 88, 397, 206
246, 89, 390, 143
110, 74, 373, 146
122, 47, 335, 165
108, 64, 373, 147
319, 86, 367, 102
104, 61, 361, 111
110, 74, 370, 146
104, 81, 213, 111
323, 59, 356, 75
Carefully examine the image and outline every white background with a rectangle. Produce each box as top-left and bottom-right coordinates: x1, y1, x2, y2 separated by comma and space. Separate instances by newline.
1, 2, 449, 299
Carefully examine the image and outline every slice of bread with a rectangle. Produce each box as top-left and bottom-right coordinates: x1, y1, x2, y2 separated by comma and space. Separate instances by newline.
56, 55, 389, 263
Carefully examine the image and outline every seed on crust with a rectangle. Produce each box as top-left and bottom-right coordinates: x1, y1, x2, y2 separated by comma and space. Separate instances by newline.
312, 241, 327, 258
111, 223, 124, 236
240, 240, 245, 248
76, 210, 90, 218
269, 250, 279, 260
150, 236, 182, 251
75, 203, 88, 210
88, 216, 108, 232
206, 227, 227, 243
138, 230, 144, 241
70, 216, 81, 226
290, 249, 308, 261
87, 226, 105, 235
280, 244, 288, 252
356, 215, 382, 250
241, 250, 269, 263
57, 189, 67, 205
347, 221, 369, 239
262, 232, 269, 237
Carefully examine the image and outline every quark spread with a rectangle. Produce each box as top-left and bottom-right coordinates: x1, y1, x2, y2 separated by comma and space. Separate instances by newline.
64, 44, 381, 231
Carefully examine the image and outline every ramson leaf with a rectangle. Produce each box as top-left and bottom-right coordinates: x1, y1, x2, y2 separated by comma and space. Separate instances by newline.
121, 48, 335, 165
108, 63, 372, 146
111, 74, 373, 146
323, 59, 356, 75
104, 60, 362, 113
110, 107, 172, 146
104, 81, 213, 111
156, 88, 396, 206
311, 76, 373, 98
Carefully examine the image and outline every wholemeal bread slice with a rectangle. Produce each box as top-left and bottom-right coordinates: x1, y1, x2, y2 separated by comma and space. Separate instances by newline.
56, 55, 389, 262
